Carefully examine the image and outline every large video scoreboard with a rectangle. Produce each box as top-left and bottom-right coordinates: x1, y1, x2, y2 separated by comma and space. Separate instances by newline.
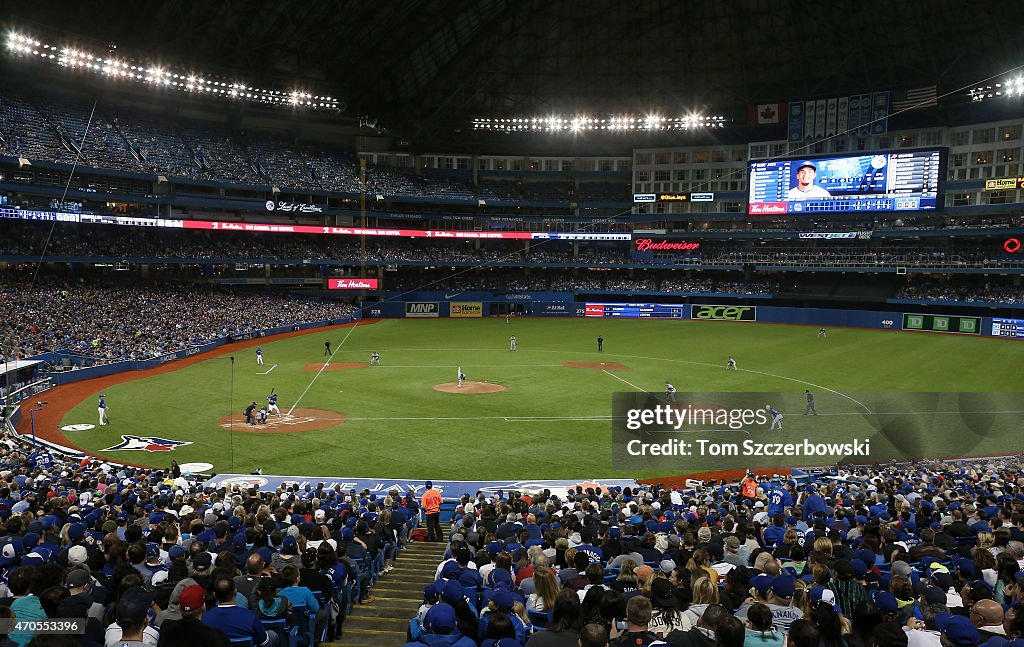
584, 303, 687, 319
748, 149, 945, 215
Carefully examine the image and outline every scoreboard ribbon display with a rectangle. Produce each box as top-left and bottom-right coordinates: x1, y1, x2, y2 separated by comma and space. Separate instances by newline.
991, 318, 1024, 339
584, 303, 688, 319
902, 313, 980, 335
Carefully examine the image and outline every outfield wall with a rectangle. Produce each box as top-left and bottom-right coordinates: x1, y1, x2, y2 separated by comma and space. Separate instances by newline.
360, 299, 1017, 338
36, 317, 357, 386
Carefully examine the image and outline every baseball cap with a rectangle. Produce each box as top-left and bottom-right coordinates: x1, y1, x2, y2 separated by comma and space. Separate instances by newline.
770, 575, 796, 599
68, 545, 89, 567
492, 589, 514, 612
937, 614, 980, 646
425, 603, 457, 633
874, 591, 899, 615
725, 536, 741, 550
191, 552, 213, 570
116, 589, 154, 625
66, 568, 91, 588
179, 584, 206, 613
797, 161, 817, 171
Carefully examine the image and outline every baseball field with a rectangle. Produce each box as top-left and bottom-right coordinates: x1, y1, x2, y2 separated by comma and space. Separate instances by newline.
51, 317, 1023, 480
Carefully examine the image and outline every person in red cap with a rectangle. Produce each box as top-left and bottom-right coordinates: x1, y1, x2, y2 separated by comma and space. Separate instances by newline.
157, 584, 229, 646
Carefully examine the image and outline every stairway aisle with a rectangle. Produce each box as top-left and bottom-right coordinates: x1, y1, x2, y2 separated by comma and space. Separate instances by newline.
323, 526, 449, 647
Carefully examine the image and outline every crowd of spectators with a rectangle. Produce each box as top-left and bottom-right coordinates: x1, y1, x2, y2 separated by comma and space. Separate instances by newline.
0, 441, 424, 645
6, 221, 1023, 273
897, 283, 1024, 305
409, 456, 1024, 646
0, 276, 355, 364
387, 271, 776, 295
0, 88, 629, 204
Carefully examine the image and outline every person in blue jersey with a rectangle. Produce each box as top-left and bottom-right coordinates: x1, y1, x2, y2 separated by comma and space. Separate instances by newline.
767, 404, 783, 430
266, 391, 281, 415
255, 347, 264, 365
768, 483, 793, 517
98, 393, 108, 425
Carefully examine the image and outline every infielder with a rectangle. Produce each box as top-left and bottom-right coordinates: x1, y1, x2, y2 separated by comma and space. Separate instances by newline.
98, 394, 108, 426
727, 356, 737, 370
457, 367, 466, 388
370, 352, 381, 366
267, 391, 281, 415
768, 404, 783, 430
255, 348, 264, 365
665, 381, 677, 403
804, 390, 817, 416
509, 336, 517, 351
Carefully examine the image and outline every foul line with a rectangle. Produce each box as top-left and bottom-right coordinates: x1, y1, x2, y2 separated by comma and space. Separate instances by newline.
257, 364, 278, 375
602, 370, 646, 391
289, 322, 360, 415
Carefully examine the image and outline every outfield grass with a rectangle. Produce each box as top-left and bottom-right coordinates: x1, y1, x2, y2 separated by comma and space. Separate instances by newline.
59, 318, 1024, 480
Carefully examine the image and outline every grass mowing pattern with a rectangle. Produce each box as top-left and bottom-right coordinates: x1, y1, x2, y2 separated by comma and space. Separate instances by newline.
60, 318, 1023, 480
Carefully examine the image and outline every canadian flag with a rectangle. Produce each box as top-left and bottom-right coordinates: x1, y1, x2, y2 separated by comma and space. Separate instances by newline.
748, 103, 786, 125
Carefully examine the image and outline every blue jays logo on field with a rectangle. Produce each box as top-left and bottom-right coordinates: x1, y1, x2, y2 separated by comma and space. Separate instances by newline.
101, 435, 193, 452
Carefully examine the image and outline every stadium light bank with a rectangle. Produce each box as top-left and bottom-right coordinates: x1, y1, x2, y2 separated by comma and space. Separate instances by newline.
472, 113, 728, 133
5, 31, 340, 111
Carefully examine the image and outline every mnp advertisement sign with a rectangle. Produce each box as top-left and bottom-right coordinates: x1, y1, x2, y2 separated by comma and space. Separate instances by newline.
405, 302, 440, 318
450, 302, 483, 318
691, 305, 757, 321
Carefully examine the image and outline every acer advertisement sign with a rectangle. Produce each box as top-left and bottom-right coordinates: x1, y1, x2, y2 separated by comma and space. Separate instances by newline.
327, 278, 379, 290
633, 238, 701, 253
691, 305, 757, 321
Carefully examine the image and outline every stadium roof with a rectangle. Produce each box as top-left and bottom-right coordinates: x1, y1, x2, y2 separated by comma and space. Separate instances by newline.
6, 0, 1024, 140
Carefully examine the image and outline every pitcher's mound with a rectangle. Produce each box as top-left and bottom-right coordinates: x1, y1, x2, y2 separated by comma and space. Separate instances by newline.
562, 361, 630, 370
217, 408, 346, 433
303, 362, 365, 371
433, 381, 506, 394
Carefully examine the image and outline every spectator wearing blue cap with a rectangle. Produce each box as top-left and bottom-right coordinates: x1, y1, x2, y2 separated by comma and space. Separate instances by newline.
403, 602, 476, 647
736, 574, 803, 633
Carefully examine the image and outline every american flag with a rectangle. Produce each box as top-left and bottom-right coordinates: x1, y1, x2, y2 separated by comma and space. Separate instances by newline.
892, 86, 938, 111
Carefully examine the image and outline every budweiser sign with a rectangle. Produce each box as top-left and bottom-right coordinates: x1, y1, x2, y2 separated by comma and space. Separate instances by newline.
328, 278, 379, 290
633, 238, 701, 252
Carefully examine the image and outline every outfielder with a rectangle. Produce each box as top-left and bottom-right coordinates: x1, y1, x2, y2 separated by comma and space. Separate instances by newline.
818, 328, 827, 338
267, 391, 281, 415
727, 356, 737, 370
665, 381, 677, 403
457, 367, 466, 388
98, 394, 108, 426
370, 352, 381, 366
255, 347, 264, 365
768, 404, 784, 430
509, 336, 517, 351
